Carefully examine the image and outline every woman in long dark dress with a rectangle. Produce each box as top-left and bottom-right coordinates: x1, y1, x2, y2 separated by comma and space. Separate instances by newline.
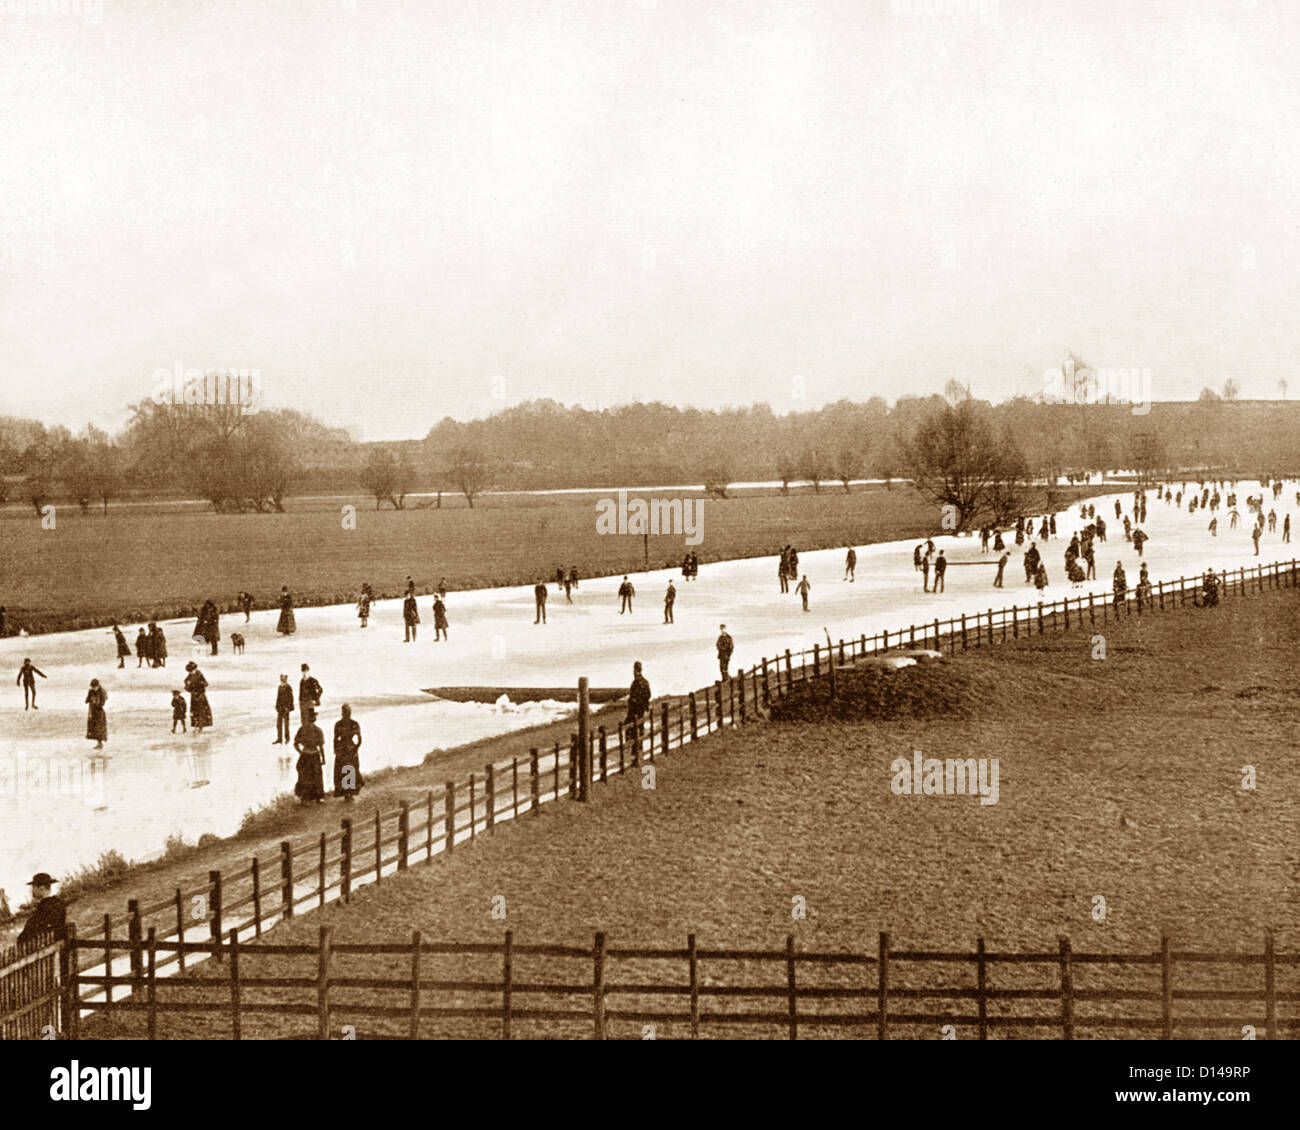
332, 704, 363, 801
194, 599, 219, 655
149, 622, 167, 668
183, 662, 213, 733
277, 586, 296, 635
294, 708, 326, 803
85, 679, 108, 749
356, 583, 373, 628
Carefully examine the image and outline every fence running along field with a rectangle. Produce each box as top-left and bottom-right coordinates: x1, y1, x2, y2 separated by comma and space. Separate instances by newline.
2, 558, 1295, 1038
59, 929, 1300, 1040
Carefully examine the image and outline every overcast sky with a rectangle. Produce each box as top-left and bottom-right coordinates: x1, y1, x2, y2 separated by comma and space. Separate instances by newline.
1, 0, 1297, 440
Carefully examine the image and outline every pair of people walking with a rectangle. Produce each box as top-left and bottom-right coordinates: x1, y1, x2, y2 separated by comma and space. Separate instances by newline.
292, 703, 363, 804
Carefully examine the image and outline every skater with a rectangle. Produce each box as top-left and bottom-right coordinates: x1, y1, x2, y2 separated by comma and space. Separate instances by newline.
1137, 563, 1152, 606
184, 662, 213, 733
276, 586, 296, 635
1112, 563, 1127, 610
555, 565, 566, 591
299, 664, 323, 717
85, 679, 108, 750
1285, 514, 1291, 543
402, 590, 419, 641
15, 658, 46, 709
356, 583, 374, 628
1132, 528, 1148, 557
534, 581, 548, 624
563, 571, 573, 603
1209, 517, 1218, 537
135, 625, 149, 667
568, 566, 579, 592
993, 530, 1005, 552
624, 661, 651, 738
332, 704, 363, 802
1067, 559, 1085, 587
618, 576, 635, 614
683, 553, 693, 582
273, 674, 294, 745
171, 689, 187, 733
1084, 544, 1096, 580
1252, 524, 1262, 555
716, 624, 734, 681
237, 591, 253, 622
1049, 514, 1057, 536
1115, 500, 1122, 519
913, 544, 923, 573
994, 552, 1008, 588
17, 874, 66, 948
844, 546, 856, 582
779, 549, 791, 594
795, 574, 812, 611
112, 625, 130, 669
432, 595, 449, 641
932, 551, 947, 593
292, 708, 326, 804
663, 580, 676, 624
921, 552, 931, 593
1034, 562, 1048, 592
148, 622, 166, 668
195, 599, 220, 656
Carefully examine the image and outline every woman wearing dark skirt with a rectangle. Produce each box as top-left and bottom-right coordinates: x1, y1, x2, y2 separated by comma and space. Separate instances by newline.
332, 704, 363, 801
149, 622, 167, 668
356, 583, 373, 628
85, 680, 108, 750
294, 708, 326, 803
184, 662, 213, 733
277, 586, 296, 635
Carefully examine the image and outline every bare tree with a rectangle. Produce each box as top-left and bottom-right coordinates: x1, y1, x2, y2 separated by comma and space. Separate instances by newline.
834, 446, 864, 493
447, 445, 490, 509
800, 447, 832, 494
1222, 378, 1240, 402
904, 400, 1005, 530
360, 447, 414, 509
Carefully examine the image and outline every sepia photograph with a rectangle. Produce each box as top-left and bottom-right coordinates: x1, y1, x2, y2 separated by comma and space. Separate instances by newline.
0, 0, 1295, 1110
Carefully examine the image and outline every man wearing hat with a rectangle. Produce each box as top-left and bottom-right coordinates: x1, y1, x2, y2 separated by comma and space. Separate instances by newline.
18, 873, 66, 947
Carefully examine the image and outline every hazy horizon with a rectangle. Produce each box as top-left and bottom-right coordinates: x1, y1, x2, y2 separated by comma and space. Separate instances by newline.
3, 0, 1298, 440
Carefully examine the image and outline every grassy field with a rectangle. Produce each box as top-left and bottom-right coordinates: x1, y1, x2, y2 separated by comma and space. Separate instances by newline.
0, 483, 1085, 633
81, 582, 1300, 1040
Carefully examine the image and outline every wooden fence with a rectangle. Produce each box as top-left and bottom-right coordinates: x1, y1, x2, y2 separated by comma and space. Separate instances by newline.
64, 929, 1300, 1040
0, 935, 64, 1039
7, 557, 1296, 1034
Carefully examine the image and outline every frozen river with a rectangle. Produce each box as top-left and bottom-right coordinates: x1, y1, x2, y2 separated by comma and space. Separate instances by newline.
1, 479, 1293, 907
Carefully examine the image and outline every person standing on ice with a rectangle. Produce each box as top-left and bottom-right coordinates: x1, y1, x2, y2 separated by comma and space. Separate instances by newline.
277, 586, 296, 635
402, 591, 419, 641
149, 621, 166, 668
134, 626, 149, 668
299, 664, 322, 718
432, 595, 448, 640
534, 581, 548, 624
1252, 523, 1262, 555
185, 662, 213, 734
844, 547, 856, 582
716, 625, 734, 681
624, 661, 651, 736
932, 552, 947, 593
85, 679, 108, 750
237, 591, 254, 623
618, 576, 635, 614
1229, 507, 1239, 529
356, 582, 374, 628
15, 658, 46, 710
273, 674, 294, 745
563, 570, 573, 603
1132, 528, 1148, 557
663, 580, 676, 624
332, 704, 363, 802
112, 625, 130, 669
994, 552, 1008, 587
1115, 500, 1122, 519
1084, 543, 1096, 580
795, 574, 812, 611
1284, 514, 1291, 543
292, 708, 326, 805
913, 544, 923, 573
920, 551, 931, 593
171, 690, 187, 733
1034, 562, 1048, 592
993, 530, 1005, 552
1208, 517, 1218, 537
568, 566, 579, 592
1112, 563, 1127, 610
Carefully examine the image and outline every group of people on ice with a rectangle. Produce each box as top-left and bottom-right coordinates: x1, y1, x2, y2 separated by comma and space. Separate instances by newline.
110, 621, 168, 669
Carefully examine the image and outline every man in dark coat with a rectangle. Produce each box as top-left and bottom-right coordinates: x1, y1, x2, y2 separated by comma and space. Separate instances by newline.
534, 581, 548, 624
403, 592, 419, 641
663, 580, 676, 624
624, 661, 651, 750
299, 664, 322, 717
617, 576, 635, 614
149, 622, 167, 667
112, 625, 130, 668
134, 626, 149, 667
716, 624, 734, 681
17, 874, 66, 948
16, 658, 46, 710
195, 599, 219, 655
274, 674, 294, 745
432, 596, 448, 641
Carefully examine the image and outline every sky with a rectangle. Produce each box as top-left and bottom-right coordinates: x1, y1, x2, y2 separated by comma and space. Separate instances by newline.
2, 0, 1298, 440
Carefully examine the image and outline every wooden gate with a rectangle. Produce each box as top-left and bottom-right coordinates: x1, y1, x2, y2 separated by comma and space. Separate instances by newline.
0, 934, 64, 1040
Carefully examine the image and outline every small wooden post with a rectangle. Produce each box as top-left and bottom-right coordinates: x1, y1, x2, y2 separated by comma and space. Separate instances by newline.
145, 927, 158, 1041
553, 741, 561, 801
578, 677, 591, 802
342, 818, 353, 903
444, 781, 455, 850
593, 931, 607, 1040
316, 926, 332, 1041
469, 773, 477, 839
1037, 602, 1044, 635
251, 858, 262, 937
569, 733, 579, 794
128, 899, 143, 993
785, 648, 793, 688
599, 727, 608, 782
529, 751, 540, 814
661, 702, 670, 756
1059, 936, 1074, 1040
512, 758, 520, 818
502, 930, 513, 1041
813, 643, 820, 676
426, 791, 434, 861
103, 914, 113, 1021
409, 930, 422, 1040
398, 802, 410, 869
786, 934, 798, 1040
373, 807, 383, 880
174, 888, 186, 974
63, 922, 80, 1040
229, 928, 241, 1041
209, 871, 223, 962
280, 841, 294, 920
961, 614, 968, 650
486, 763, 496, 830
689, 693, 698, 739
318, 832, 327, 907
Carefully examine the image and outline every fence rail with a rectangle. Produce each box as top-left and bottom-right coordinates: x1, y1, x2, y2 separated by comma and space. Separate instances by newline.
59, 929, 1300, 1040
6, 557, 1295, 1036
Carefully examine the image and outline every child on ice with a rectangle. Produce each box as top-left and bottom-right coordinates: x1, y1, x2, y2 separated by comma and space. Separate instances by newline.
171, 690, 187, 733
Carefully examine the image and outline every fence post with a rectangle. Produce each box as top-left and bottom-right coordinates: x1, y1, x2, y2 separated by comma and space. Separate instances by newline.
882, 629, 889, 652
553, 742, 561, 801
318, 832, 327, 907
877, 932, 889, 1041
933, 619, 940, 650
661, 702, 670, 756
502, 930, 512, 1041
251, 857, 262, 937
1059, 936, 1073, 1040
578, 677, 591, 802
690, 693, 698, 739
786, 934, 798, 1041
568, 734, 579, 795
1037, 602, 1044, 635
593, 931, 607, 1040
486, 764, 496, 831
714, 681, 723, 727
146, 927, 158, 1041
341, 818, 353, 903
373, 808, 383, 882
976, 937, 987, 1041
761, 659, 770, 707
961, 614, 967, 650
599, 726, 608, 781
785, 648, 793, 688
813, 643, 820, 676
316, 926, 332, 1041
63, 922, 79, 1040
410, 930, 422, 1041
444, 781, 456, 849
173, 888, 186, 974
1088, 593, 1095, 626
229, 928, 241, 1041
529, 751, 540, 814
512, 758, 520, 818
127, 899, 143, 993
399, 802, 410, 868
987, 609, 994, 646
426, 790, 434, 861
102, 914, 113, 1021
208, 872, 223, 962
469, 773, 477, 839
280, 842, 294, 920
1160, 935, 1173, 1040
